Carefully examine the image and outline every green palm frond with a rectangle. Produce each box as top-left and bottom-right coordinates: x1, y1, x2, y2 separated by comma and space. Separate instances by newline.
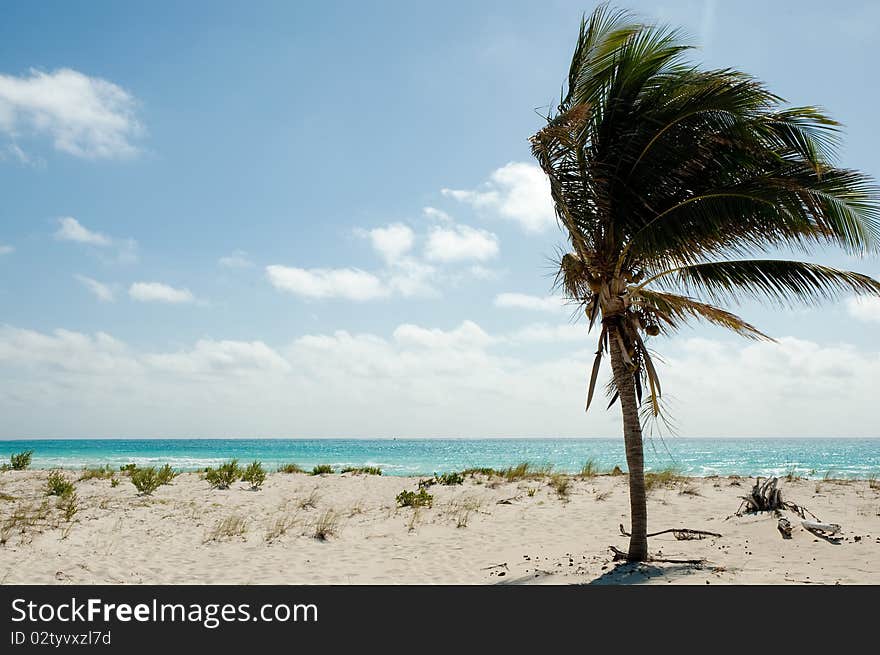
634, 289, 770, 339
643, 260, 880, 307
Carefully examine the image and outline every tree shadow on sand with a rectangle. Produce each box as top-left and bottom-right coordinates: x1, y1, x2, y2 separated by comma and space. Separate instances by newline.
586, 561, 704, 585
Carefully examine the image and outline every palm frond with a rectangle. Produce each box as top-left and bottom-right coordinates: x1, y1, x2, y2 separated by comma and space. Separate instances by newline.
643, 260, 880, 307
634, 289, 770, 339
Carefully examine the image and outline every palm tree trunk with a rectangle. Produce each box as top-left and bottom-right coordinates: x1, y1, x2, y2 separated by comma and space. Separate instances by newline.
607, 324, 649, 561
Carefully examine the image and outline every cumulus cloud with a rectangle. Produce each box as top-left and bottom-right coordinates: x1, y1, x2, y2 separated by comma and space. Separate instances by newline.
424, 225, 499, 263
218, 250, 254, 269
364, 223, 415, 264
0, 68, 143, 159
442, 162, 555, 233
54, 217, 111, 246
845, 295, 880, 323
144, 340, 291, 376
265, 265, 389, 301
129, 282, 195, 304
422, 206, 453, 223
75, 274, 115, 302
495, 292, 567, 313
1, 321, 877, 437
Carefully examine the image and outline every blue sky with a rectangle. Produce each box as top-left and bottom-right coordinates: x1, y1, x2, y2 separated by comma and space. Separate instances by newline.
1, 1, 879, 438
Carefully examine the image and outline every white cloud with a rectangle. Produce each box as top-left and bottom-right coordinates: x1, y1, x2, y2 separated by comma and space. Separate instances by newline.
393, 320, 494, 350
218, 250, 254, 268
424, 224, 499, 263
422, 206, 453, 223
266, 265, 389, 301
0, 244, 13, 255
387, 258, 437, 298
144, 340, 291, 376
52, 216, 138, 263
0, 68, 143, 159
75, 274, 115, 302
129, 282, 195, 304
0, 323, 878, 437
364, 223, 414, 264
442, 162, 555, 233
54, 217, 111, 246
495, 292, 567, 312
845, 296, 880, 323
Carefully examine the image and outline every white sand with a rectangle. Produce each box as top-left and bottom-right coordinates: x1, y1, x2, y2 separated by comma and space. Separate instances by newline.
0, 470, 877, 584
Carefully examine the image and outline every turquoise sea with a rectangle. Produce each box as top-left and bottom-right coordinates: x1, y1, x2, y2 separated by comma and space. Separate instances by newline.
0, 438, 878, 478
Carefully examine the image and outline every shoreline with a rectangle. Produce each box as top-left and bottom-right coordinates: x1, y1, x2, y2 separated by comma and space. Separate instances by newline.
1, 468, 877, 584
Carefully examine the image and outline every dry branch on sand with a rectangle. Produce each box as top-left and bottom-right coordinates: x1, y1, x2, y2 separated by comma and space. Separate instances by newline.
618, 524, 721, 540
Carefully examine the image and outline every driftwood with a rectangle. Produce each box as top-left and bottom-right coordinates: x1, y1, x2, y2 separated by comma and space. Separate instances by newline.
609, 546, 704, 564
480, 562, 509, 571
801, 520, 841, 535
736, 477, 815, 518
619, 523, 721, 540
777, 517, 793, 539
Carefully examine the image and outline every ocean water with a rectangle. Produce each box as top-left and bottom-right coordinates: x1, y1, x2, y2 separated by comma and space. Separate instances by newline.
0, 438, 878, 478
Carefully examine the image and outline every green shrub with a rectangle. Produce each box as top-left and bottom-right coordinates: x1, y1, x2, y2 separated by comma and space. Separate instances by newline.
156, 464, 176, 486
242, 461, 266, 490
341, 466, 382, 476
278, 463, 305, 474
45, 471, 75, 497
10, 450, 33, 470
119, 463, 137, 474
434, 471, 464, 486
110, 478, 120, 488
396, 488, 433, 508
310, 464, 334, 476
206, 460, 242, 489
130, 467, 162, 495
78, 464, 115, 481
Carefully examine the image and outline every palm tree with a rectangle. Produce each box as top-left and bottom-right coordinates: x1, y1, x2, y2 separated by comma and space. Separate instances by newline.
530, 6, 880, 562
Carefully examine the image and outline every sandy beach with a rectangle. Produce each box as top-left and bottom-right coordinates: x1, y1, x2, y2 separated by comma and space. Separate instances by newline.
1, 469, 877, 585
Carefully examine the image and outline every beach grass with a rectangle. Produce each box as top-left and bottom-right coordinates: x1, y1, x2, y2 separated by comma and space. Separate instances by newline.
548, 473, 572, 499
277, 463, 305, 474
265, 510, 299, 542
298, 488, 320, 510
341, 466, 382, 476
310, 464, 334, 476
78, 465, 116, 481
644, 466, 683, 493
207, 514, 248, 542
579, 459, 599, 478
312, 510, 339, 540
